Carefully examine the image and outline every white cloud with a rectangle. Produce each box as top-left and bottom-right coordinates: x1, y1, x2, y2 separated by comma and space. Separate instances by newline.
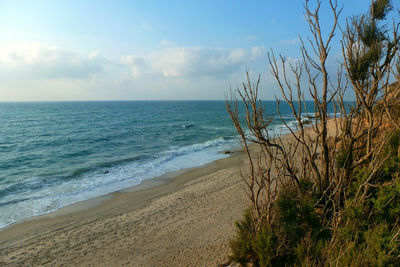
0, 43, 266, 82
281, 38, 300, 46
88, 51, 99, 60
0, 42, 106, 80
160, 39, 174, 47
122, 46, 265, 79
0, 42, 270, 101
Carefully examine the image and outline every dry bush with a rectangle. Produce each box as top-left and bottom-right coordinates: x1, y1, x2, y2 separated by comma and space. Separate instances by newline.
227, 0, 400, 265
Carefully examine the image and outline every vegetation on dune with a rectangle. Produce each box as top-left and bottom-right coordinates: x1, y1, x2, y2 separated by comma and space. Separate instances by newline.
227, 0, 400, 265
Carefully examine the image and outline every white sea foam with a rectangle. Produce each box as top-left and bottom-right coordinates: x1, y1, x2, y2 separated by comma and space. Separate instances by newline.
0, 136, 238, 228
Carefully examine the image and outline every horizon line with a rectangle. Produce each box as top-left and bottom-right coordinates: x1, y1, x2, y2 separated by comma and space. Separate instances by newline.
0, 99, 356, 103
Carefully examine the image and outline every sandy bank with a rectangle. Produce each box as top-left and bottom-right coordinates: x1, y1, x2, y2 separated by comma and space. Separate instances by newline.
0, 149, 249, 266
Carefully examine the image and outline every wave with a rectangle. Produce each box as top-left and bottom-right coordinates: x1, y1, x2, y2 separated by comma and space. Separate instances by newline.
0, 136, 238, 228
0, 138, 231, 199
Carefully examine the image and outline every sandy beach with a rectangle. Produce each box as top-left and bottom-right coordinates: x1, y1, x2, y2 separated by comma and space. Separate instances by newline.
0, 149, 249, 266
0, 116, 340, 267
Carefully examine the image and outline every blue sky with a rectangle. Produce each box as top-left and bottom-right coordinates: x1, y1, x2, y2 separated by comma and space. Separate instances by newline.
0, 0, 398, 101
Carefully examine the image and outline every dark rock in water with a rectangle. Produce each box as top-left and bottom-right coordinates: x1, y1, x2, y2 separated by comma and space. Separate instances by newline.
103, 171, 109, 174
224, 150, 232, 154
183, 123, 195, 128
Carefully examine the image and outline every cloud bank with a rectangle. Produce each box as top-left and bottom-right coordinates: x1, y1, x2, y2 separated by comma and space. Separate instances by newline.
0, 42, 267, 100
121, 46, 265, 79
0, 43, 107, 80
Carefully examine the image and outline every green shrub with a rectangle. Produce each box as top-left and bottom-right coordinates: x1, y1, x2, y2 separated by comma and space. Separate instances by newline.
229, 210, 258, 265
330, 222, 399, 267
276, 188, 321, 243
230, 185, 328, 266
377, 156, 399, 182
373, 178, 400, 224
230, 165, 400, 266
328, 167, 400, 266
385, 130, 400, 157
336, 149, 352, 169
254, 227, 281, 267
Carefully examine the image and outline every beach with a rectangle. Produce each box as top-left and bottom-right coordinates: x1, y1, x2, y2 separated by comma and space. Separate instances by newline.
0, 101, 337, 266
0, 149, 249, 266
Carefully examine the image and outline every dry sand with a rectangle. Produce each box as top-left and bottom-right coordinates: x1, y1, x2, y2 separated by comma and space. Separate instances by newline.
0, 150, 250, 266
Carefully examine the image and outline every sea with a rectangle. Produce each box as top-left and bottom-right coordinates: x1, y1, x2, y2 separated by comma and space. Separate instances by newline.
0, 100, 337, 229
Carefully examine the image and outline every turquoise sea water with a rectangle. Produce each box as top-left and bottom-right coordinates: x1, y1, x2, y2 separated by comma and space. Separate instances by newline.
0, 100, 335, 228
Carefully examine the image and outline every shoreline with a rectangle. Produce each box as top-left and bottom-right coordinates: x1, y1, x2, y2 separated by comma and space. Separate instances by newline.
0, 142, 239, 231
0, 148, 249, 266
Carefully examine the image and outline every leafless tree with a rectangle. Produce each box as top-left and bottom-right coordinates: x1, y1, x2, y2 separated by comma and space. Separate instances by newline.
227, 0, 400, 241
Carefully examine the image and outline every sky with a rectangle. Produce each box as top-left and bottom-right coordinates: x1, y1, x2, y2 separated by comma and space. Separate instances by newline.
0, 0, 398, 101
